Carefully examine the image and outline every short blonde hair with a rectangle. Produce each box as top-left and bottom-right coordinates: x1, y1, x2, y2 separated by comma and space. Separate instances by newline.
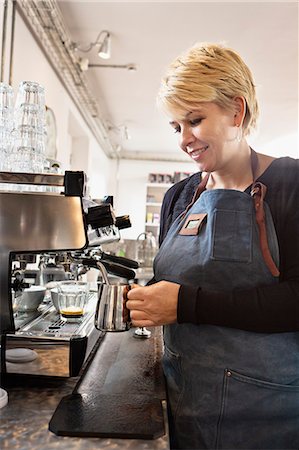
157, 42, 259, 136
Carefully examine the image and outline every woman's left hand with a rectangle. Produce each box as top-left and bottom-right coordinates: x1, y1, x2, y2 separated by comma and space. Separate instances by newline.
126, 280, 180, 327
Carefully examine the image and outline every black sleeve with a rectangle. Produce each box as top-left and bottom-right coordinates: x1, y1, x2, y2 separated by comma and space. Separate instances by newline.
177, 280, 299, 332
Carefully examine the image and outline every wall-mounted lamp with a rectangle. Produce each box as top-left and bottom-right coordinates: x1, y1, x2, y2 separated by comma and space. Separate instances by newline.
108, 123, 131, 141
121, 125, 131, 141
97, 31, 111, 59
72, 30, 111, 60
74, 30, 137, 73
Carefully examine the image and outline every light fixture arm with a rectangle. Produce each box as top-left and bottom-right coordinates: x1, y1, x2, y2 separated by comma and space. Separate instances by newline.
73, 30, 110, 54
89, 63, 136, 71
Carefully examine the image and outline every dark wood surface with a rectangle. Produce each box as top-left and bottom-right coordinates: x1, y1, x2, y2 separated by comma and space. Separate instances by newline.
49, 327, 166, 439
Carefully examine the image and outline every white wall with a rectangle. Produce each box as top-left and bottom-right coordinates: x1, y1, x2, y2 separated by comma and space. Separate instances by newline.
115, 159, 196, 240
250, 132, 298, 159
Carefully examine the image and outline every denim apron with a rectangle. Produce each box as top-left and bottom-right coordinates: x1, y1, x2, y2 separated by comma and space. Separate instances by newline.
154, 155, 299, 449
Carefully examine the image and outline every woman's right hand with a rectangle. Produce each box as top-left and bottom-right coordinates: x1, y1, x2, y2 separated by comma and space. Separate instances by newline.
126, 280, 180, 327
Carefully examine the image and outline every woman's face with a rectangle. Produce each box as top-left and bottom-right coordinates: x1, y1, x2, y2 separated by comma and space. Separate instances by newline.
169, 102, 239, 173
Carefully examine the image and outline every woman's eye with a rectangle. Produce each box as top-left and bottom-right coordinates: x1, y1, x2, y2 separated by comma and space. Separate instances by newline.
173, 125, 181, 134
190, 118, 202, 126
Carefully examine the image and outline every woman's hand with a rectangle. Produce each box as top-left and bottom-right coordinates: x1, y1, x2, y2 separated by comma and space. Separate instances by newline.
126, 280, 180, 327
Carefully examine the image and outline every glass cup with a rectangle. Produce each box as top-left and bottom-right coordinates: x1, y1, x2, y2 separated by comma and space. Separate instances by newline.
14, 103, 44, 130
57, 281, 89, 322
0, 83, 14, 169
0, 82, 14, 113
8, 127, 46, 173
0, 127, 12, 170
15, 81, 45, 114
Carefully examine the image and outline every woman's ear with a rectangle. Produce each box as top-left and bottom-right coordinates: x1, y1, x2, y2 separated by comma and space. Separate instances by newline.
233, 96, 246, 126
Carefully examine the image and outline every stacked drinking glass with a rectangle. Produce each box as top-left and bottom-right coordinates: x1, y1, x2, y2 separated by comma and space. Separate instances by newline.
0, 83, 14, 171
9, 81, 47, 173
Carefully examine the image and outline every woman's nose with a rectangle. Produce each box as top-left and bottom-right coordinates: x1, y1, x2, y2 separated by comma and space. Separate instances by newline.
179, 126, 195, 152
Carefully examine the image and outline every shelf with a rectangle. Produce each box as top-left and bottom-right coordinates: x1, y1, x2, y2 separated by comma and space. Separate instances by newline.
146, 183, 173, 188
145, 180, 171, 238
145, 222, 160, 227
146, 202, 162, 207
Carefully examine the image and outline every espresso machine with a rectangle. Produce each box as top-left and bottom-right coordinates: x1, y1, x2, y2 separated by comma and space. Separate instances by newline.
0, 170, 137, 378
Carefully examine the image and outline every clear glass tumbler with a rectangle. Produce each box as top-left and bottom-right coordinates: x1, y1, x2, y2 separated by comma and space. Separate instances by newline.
9, 126, 46, 173
15, 81, 45, 116
14, 103, 44, 130
57, 281, 89, 322
0, 83, 14, 171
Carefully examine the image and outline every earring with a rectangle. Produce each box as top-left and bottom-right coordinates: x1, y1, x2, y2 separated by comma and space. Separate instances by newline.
236, 124, 242, 143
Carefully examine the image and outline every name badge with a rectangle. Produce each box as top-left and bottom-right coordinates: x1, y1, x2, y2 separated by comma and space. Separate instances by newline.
179, 213, 207, 236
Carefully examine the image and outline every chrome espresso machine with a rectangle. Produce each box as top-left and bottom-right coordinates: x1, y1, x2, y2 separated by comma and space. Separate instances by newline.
0, 170, 137, 378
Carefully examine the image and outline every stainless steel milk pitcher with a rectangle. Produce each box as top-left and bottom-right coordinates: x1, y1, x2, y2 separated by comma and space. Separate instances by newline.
95, 262, 132, 332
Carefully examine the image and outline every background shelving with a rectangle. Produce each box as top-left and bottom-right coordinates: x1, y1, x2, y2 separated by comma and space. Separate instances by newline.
145, 182, 173, 238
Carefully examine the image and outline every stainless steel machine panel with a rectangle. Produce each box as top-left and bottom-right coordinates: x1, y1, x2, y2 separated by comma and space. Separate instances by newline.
0, 191, 87, 333
0, 192, 87, 251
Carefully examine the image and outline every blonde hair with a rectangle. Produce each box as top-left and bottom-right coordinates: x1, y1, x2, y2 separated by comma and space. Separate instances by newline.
157, 42, 259, 136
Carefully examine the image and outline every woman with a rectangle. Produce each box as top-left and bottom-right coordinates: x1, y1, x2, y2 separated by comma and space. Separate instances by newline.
126, 42, 299, 449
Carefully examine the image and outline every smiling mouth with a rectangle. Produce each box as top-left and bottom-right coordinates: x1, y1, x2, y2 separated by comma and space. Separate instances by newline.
188, 146, 208, 159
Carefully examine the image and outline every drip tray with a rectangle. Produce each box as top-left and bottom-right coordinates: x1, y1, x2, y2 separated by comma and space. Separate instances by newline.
18, 292, 98, 338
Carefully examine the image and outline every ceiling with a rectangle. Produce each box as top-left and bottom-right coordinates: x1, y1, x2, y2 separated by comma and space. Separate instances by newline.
57, 1, 298, 161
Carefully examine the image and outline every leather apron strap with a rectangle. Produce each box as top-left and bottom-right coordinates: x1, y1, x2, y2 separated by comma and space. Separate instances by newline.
181, 149, 280, 277
180, 173, 209, 219
250, 150, 280, 277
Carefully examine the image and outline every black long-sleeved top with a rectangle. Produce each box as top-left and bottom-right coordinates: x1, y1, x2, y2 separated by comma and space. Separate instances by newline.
154, 156, 299, 333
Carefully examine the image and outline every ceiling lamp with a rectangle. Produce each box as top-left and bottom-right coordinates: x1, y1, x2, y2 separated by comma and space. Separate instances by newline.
72, 30, 111, 60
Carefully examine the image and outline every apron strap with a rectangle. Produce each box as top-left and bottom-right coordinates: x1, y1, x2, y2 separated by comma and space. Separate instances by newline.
251, 148, 280, 277
180, 173, 209, 220
250, 181, 280, 277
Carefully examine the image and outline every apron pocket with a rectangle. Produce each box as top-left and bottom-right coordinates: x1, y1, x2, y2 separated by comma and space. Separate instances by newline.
216, 368, 299, 449
163, 346, 185, 420
211, 209, 252, 262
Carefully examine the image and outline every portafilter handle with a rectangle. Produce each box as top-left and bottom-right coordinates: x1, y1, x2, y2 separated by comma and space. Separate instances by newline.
100, 251, 139, 269
80, 258, 136, 282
